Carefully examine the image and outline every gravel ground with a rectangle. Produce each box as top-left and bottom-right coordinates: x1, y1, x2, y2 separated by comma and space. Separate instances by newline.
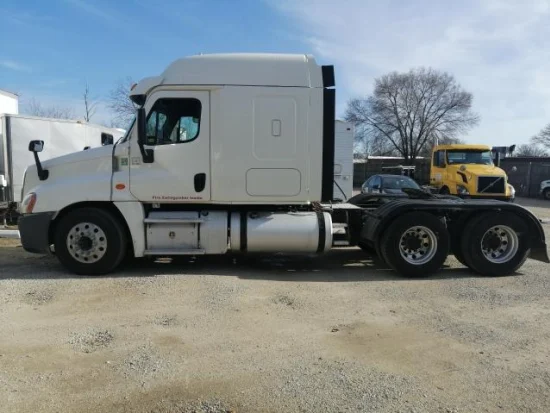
0, 199, 549, 413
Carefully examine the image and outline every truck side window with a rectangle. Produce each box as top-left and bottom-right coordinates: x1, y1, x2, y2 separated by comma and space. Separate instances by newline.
145, 98, 201, 145
435, 150, 445, 167
101, 133, 113, 146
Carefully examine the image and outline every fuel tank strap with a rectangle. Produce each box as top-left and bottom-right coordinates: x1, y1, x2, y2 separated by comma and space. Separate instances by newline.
316, 211, 326, 253
240, 211, 247, 252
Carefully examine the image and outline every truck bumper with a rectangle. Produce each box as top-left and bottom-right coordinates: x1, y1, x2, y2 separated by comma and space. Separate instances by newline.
18, 212, 55, 254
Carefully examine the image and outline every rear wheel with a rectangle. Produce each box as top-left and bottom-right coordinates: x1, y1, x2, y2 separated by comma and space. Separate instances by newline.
460, 212, 530, 276
380, 212, 450, 277
358, 241, 375, 254
440, 186, 451, 195
54, 207, 127, 275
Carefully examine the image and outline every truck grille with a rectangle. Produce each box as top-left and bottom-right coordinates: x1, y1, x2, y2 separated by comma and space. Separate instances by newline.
477, 176, 505, 194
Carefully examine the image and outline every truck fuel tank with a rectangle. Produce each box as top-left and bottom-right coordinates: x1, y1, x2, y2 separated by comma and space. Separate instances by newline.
230, 211, 333, 253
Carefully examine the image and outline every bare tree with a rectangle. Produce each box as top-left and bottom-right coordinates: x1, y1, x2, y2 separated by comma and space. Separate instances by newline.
83, 82, 97, 122
107, 76, 136, 127
23, 98, 74, 119
515, 143, 549, 157
531, 123, 550, 150
345, 67, 480, 162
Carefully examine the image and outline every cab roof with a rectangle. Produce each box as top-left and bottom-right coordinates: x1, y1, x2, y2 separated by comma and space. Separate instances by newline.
130, 53, 326, 99
434, 144, 491, 151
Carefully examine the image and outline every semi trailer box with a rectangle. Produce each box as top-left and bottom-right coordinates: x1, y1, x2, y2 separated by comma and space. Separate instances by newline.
0, 114, 124, 207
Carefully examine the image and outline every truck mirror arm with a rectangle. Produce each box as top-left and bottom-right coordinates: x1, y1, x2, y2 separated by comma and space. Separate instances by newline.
33, 152, 49, 181
136, 107, 154, 164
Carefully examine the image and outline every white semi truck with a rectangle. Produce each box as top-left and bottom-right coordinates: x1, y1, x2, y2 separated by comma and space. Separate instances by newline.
17, 53, 549, 277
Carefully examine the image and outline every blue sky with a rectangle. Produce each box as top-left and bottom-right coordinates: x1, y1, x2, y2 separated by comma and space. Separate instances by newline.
1, 0, 550, 147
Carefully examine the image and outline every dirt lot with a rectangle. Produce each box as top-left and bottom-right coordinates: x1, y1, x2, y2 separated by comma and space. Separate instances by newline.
1, 199, 550, 413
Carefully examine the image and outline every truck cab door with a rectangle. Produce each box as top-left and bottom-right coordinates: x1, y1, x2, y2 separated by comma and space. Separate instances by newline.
128, 91, 210, 203
431, 150, 446, 187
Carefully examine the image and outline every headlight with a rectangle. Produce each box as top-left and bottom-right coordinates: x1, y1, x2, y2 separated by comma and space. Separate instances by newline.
21, 192, 37, 214
456, 184, 469, 195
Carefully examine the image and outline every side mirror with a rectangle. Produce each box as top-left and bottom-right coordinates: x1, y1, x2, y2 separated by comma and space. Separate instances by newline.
494, 151, 501, 167
28, 140, 48, 181
28, 140, 44, 153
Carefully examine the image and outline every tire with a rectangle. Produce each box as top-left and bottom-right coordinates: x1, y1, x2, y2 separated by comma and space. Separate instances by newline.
379, 212, 450, 277
53, 207, 128, 275
459, 211, 530, 277
439, 186, 451, 195
544, 188, 550, 201
358, 241, 375, 254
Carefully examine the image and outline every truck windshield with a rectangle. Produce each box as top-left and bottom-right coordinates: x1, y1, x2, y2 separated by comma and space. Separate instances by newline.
116, 116, 136, 144
447, 150, 493, 165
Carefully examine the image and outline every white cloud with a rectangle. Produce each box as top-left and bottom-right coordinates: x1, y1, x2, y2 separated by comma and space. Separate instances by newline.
270, 0, 550, 146
0, 60, 32, 73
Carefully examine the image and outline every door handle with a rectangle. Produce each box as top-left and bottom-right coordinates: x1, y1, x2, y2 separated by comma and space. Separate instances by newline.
194, 173, 206, 192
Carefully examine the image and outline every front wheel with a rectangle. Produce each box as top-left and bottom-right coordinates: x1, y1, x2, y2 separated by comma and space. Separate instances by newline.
380, 212, 450, 277
439, 186, 451, 195
460, 212, 530, 277
53, 207, 127, 275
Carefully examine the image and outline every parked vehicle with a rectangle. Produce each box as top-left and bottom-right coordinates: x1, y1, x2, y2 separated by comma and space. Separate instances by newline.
16, 53, 549, 278
381, 165, 416, 178
430, 144, 515, 201
0, 114, 125, 219
361, 174, 421, 195
541, 180, 550, 200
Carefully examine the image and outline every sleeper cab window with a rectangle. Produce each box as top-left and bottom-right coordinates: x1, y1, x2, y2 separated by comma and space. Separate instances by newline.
145, 98, 201, 145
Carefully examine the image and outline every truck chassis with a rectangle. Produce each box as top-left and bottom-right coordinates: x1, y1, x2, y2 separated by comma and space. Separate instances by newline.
18, 191, 549, 278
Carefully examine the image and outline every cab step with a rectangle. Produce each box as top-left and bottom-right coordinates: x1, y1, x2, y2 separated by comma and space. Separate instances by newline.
143, 248, 206, 256
144, 218, 204, 224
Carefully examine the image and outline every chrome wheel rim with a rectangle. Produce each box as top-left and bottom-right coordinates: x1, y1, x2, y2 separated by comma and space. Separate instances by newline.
481, 225, 519, 264
399, 226, 438, 265
66, 222, 107, 264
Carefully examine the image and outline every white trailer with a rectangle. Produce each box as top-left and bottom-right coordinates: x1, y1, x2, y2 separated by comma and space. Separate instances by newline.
0, 89, 19, 115
16, 53, 549, 277
333, 120, 354, 201
0, 114, 124, 212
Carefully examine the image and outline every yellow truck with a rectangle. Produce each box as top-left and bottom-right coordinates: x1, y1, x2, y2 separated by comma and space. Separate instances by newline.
430, 144, 515, 201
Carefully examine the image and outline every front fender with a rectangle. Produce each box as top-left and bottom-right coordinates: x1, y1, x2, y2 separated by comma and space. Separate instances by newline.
30, 173, 112, 215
